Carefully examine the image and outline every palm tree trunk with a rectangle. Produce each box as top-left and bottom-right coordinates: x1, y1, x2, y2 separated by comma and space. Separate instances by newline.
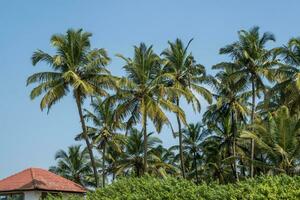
102, 143, 106, 188
137, 166, 140, 177
176, 97, 186, 178
193, 152, 199, 183
112, 172, 115, 182
143, 101, 148, 174
233, 140, 238, 181
232, 112, 239, 181
75, 91, 99, 187
241, 160, 246, 177
250, 80, 256, 178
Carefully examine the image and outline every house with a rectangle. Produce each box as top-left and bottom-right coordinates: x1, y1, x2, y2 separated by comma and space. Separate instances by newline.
0, 168, 86, 200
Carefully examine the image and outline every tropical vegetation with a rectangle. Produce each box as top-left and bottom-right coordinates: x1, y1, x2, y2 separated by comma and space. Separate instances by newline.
28, 26, 300, 194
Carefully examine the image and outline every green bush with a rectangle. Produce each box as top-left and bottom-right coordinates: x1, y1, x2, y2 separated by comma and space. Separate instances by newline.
45, 175, 300, 200
44, 194, 84, 200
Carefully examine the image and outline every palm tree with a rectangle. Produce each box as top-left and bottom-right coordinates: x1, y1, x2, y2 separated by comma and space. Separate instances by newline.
161, 38, 212, 178
27, 29, 113, 187
201, 133, 234, 183
181, 123, 208, 183
49, 145, 92, 187
114, 128, 163, 177
150, 145, 178, 177
271, 38, 300, 113
113, 43, 186, 173
203, 65, 250, 180
105, 143, 124, 182
204, 114, 241, 182
241, 106, 300, 175
83, 96, 125, 187
219, 26, 278, 177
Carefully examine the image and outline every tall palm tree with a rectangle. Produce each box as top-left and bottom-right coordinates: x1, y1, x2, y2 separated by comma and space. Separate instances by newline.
219, 26, 278, 177
113, 43, 186, 173
161, 38, 212, 178
83, 96, 125, 187
241, 106, 300, 175
49, 145, 93, 187
27, 29, 113, 186
203, 65, 250, 180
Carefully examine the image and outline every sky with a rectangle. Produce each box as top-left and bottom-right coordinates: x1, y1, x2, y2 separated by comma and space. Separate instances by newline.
1, 0, 300, 179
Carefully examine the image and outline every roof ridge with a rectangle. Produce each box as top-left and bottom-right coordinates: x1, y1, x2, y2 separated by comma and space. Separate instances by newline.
29, 168, 37, 188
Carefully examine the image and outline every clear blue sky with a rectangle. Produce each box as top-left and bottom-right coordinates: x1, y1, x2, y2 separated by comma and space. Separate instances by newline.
1, 0, 299, 179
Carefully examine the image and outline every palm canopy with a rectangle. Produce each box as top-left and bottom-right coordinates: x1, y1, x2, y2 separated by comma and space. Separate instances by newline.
217, 26, 278, 95
49, 145, 93, 187
171, 123, 208, 157
114, 128, 163, 177
204, 114, 237, 160
204, 66, 250, 124
271, 38, 300, 113
161, 38, 212, 109
181, 123, 208, 182
83, 96, 125, 150
201, 115, 244, 183
113, 43, 186, 132
241, 106, 300, 174
277, 38, 300, 67
27, 28, 113, 111
181, 123, 208, 154
150, 145, 178, 175
200, 134, 234, 183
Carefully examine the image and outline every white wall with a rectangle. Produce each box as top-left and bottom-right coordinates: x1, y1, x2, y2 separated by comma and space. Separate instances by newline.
24, 191, 41, 200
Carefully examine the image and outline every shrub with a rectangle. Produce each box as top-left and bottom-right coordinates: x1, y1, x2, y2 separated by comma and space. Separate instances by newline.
90, 176, 201, 200
44, 194, 84, 200
45, 175, 300, 200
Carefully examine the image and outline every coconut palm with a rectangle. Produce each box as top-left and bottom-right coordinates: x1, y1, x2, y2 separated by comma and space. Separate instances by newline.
27, 29, 114, 186
203, 65, 250, 180
271, 38, 300, 113
204, 114, 242, 182
105, 143, 124, 182
113, 43, 186, 173
83, 96, 125, 187
114, 128, 163, 177
49, 145, 93, 187
181, 123, 208, 183
201, 134, 234, 183
161, 38, 212, 178
219, 26, 278, 177
150, 145, 178, 176
241, 106, 300, 175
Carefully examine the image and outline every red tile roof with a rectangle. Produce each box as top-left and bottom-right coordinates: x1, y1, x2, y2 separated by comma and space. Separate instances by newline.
0, 168, 86, 193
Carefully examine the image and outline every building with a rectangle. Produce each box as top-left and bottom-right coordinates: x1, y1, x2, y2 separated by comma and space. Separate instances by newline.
0, 168, 86, 200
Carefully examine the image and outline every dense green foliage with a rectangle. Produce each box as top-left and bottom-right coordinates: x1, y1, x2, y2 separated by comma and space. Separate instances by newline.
45, 175, 300, 200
